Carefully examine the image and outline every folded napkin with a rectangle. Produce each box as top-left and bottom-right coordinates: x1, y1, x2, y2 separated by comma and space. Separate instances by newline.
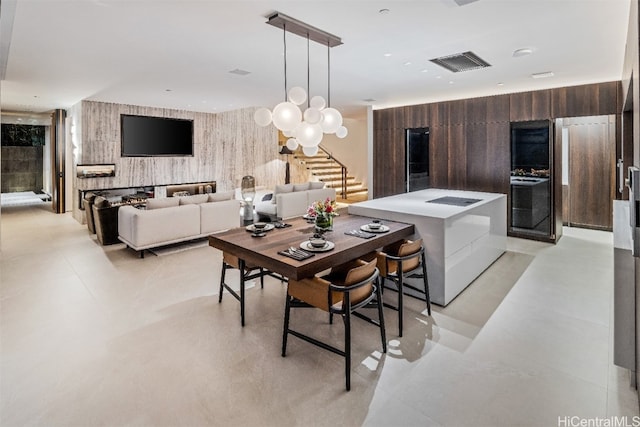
273, 222, 292, 229
278, 248, 314, 261
345, 229, 376, 239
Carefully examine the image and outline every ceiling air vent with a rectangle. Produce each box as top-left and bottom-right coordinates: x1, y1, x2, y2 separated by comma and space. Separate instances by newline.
429, 51, 491, 73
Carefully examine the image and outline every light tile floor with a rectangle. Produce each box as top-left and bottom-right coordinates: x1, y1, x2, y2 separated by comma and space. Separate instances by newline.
1, 204, 638, 426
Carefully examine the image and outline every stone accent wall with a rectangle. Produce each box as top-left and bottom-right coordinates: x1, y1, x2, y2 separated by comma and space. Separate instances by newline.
1, 146, 44, 193
69, 100, 310, 222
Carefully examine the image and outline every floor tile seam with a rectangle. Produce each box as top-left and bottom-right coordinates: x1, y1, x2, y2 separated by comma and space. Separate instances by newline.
463, 347, 611, 394
485, 301, 610, 337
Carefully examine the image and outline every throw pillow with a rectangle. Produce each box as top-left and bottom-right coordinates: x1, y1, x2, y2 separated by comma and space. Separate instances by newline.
209, 190, 234, 202
146, 197, 180, 210
293, 182, 310, 192
309, 181, 325, 189
178, 194, 209, 205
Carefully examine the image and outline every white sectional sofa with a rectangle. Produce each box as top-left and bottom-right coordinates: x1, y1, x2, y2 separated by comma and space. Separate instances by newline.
255, 182, 336, 220
118, 191, 240, 257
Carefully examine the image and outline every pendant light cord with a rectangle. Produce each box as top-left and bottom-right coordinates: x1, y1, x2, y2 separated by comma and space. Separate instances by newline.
327, 42, 331, 108
283, 25, 287, 101
307, 33, 310, 108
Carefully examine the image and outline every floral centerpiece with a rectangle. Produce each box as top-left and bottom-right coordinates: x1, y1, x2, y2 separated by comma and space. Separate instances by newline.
308, 197, 338, 232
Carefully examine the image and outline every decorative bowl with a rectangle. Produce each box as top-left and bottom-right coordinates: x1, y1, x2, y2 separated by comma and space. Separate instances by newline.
309, 237, 327, 248
368, 220, 382, 230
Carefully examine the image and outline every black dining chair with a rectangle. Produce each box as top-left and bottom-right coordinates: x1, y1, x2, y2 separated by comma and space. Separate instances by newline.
282, 258, 386, 391
219, 251, 266, 327
376, 238, 431, 337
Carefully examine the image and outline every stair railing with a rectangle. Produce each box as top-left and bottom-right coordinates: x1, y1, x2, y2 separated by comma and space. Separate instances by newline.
318, 144, 347, 198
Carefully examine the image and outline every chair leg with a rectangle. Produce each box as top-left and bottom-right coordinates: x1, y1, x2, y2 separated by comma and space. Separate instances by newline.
239, 260, 246, 327
343, 310, 352, 391
282, 294, 291, 357
218, 262, 227, 303
376, 278, 387, 353
260, 268, 265, 289
421, 252, 431, 316
397, 275, 404, 337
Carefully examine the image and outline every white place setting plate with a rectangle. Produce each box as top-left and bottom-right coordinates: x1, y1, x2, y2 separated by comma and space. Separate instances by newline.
300, 240, 335, 252
246, 223, 275, 232
360, 224, 390, 233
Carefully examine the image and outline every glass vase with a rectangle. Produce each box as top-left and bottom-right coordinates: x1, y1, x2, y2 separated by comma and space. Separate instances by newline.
315, 213, 333, 232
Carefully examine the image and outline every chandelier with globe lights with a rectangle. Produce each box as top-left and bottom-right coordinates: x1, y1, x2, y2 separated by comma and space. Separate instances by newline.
254, 12, 347, 157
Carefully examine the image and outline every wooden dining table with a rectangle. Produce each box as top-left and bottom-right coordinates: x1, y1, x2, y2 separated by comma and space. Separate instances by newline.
208, 213, 415, 326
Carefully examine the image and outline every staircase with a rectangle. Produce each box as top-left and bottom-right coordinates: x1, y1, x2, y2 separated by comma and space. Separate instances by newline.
293, 146, 368, 200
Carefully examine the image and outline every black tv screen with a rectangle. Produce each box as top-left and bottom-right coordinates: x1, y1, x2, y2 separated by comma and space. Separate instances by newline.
121, 115, 193, 157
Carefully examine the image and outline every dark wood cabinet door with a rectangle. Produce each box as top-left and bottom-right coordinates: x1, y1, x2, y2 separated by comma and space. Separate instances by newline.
429, 125, 449, 188
510, 90, 551, 121
373, 128, 405, 198
466, 122, 510, 193
448, 124, 466, 189
566, 115, 615, 229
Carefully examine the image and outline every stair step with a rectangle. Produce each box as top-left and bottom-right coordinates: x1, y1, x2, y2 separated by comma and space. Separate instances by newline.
313, 171, 346, 176
318, 176, 356, 181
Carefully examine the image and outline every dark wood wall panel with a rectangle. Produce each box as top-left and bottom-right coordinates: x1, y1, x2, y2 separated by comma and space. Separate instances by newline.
447, 124, 466, 189
404, 104, 429, 128
552, 81, 618, 118
430, 126, 449, 188
373, 127, 406, 198
465, 122, 510, 193
510, 90, 551, 121
372, 81, 619, 205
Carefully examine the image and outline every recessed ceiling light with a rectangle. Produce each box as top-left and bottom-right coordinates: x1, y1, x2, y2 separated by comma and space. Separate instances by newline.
165, 89, 172, 92
497, 82, 504, 86
436, 75, 442, 79
421, 69, 429, 73
384, 53, 392, 57
379, 8, 390, 14
513, 48, 534, 57
363, 98, 376, 102
404, 61, 412, 66
531, 71, 554, 79
449, 81, 454, 84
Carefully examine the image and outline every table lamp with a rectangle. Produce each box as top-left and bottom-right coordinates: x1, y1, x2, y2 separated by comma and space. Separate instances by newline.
241, 176, 256, 222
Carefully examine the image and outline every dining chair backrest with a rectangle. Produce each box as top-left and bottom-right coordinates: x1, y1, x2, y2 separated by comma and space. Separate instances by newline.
397, 239, 423, 273
341, 258, 378, 306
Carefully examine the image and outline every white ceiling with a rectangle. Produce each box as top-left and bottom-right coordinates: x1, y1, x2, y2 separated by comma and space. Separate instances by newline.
0, 0, 632, 120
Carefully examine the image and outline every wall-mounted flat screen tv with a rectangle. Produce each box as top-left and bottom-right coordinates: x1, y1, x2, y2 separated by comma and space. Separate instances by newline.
121, 114, 193, 157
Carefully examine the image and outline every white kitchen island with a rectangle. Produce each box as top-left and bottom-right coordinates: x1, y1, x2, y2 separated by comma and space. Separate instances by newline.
348, 189, 507, 306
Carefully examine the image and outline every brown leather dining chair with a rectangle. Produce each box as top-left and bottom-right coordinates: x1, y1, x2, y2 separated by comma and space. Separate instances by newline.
281, 258, 386, 391
219, 252, 266, 327
376, 238, 431, 337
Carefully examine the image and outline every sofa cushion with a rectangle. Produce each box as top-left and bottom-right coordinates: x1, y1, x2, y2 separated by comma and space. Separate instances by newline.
200, 199, 241, 234
209, 190, 234, 202
118, 204, 200, 249
146, 197, 180, 210
309, 181, 325, 189
178, 194, 209, 205
307, 188, 337, 206
276, 191, 309, 219
272, 184, 294, 204
293, 182, 310, 192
